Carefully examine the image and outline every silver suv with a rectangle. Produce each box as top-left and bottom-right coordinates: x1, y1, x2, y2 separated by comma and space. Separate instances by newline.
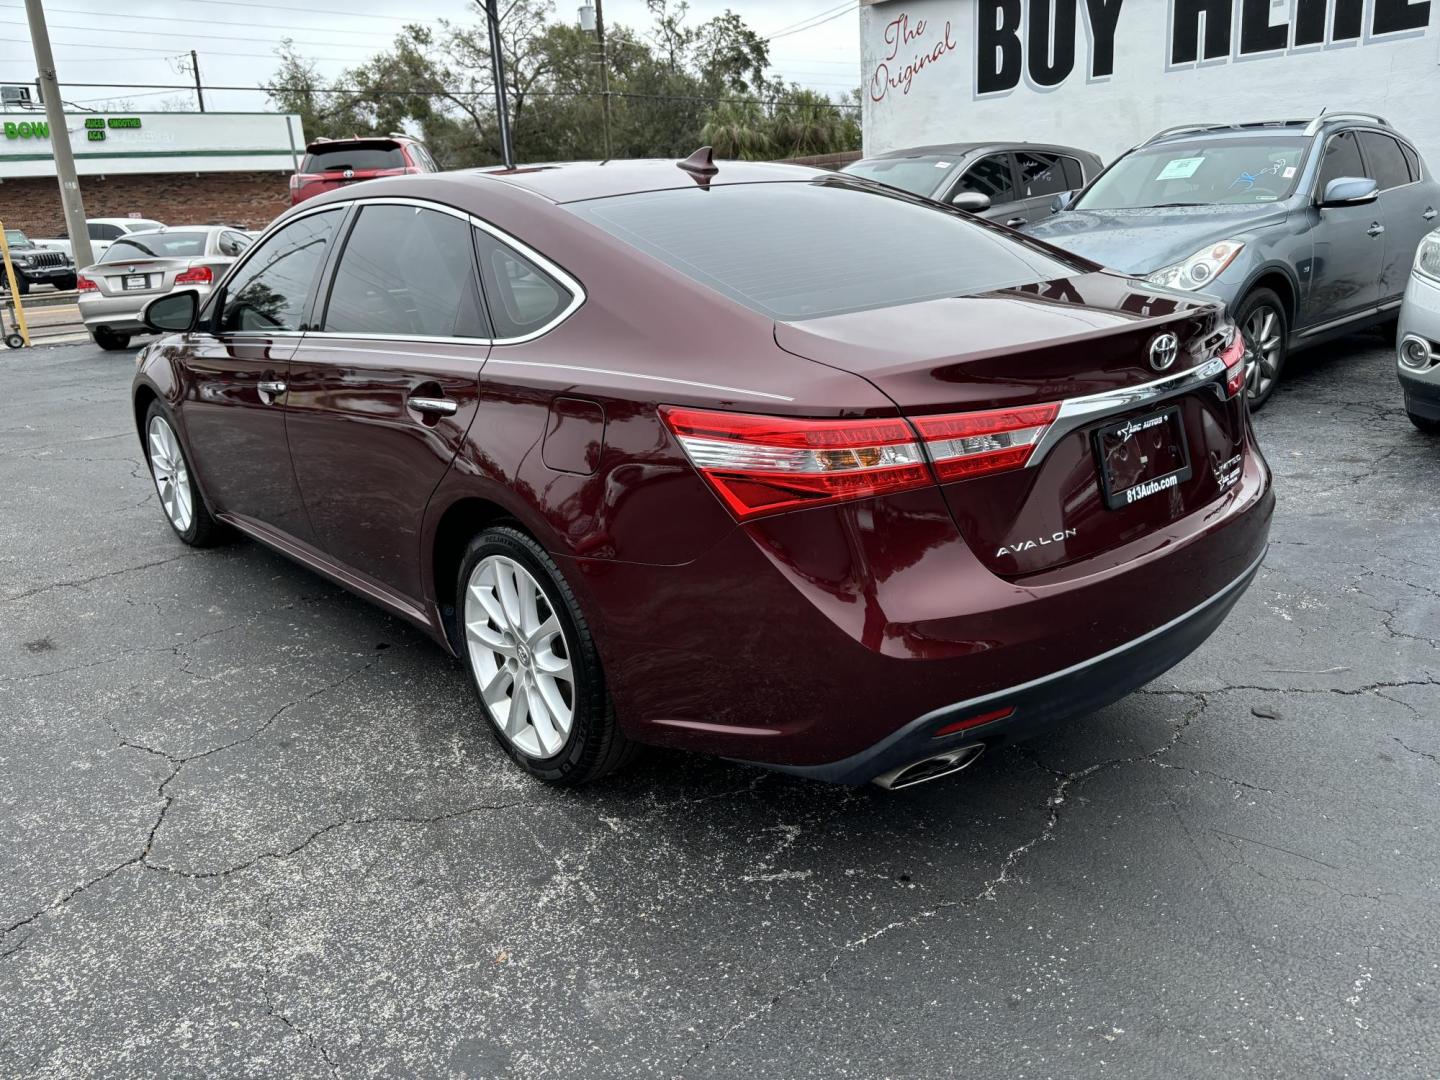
1025, 113, 1440, 408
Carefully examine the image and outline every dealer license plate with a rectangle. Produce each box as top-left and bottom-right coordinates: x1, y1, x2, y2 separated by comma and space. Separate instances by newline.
1094, 405, 1192, 510
122, 275, 148, 290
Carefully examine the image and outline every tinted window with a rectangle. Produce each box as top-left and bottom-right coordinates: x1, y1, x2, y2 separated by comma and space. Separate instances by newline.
1400, 142, 1422, 182
958, 154, 1015, 202
1061, 156, 1087, 189
841, 156, 957, 197
324, 204, 486, 338
302, 145, 405, 172
220, 210, 341, 333
474, 229, 573, 339
1359, 132, 1411, 191
102, 232, 210, 260
1318, 131, 1368, 191
1078, 137, 1308, 209
1015, 152, 1070, 197
569, 182, 1078, 321
89, 223, 122, 241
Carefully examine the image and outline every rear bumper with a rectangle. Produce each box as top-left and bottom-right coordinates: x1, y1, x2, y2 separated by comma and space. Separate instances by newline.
80, 285, 213, 331
749, 547, 1264, 785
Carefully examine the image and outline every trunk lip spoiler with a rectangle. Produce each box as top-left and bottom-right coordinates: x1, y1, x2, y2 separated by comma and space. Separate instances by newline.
1027, 354, 1228, 468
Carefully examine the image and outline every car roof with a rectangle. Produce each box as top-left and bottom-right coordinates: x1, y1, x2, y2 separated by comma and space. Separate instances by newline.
90, 217, 160, 226
471, 158, 828, 203
859, 142, 1096, 161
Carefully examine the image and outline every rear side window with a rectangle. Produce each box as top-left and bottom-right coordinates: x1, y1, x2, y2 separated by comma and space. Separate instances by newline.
323, 203, 486, 338
1400, 142, 1422, 182
220, 209, 341, 333
1359, 132, 1411, 191
302, 145, 405, 173
88, 223, 122, 241
473, 229, 574, 339
958, 154, 1015, 202
570, 181, 1077, 321
1318, 131, 1368, 191
102, 232, 209, 260
1015, 152, 1070, 197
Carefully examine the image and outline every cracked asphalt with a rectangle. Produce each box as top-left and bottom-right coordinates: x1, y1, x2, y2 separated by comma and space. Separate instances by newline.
2, 336, 1437, 1079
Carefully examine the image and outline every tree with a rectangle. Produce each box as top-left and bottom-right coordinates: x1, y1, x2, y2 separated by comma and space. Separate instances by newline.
264, 0, 860, 165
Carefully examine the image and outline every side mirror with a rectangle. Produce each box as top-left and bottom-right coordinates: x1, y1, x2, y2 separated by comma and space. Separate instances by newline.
951, 191, 992, 214
1319, 176, 1379, 208
142, 289, 200, 334
1051, 190, 1075, 212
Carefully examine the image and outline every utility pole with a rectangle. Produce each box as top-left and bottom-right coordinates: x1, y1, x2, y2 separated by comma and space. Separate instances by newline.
24, 0, 93, 267
190, 50, 205, 112
595, 0, 612, 160
484, 0, 514, 169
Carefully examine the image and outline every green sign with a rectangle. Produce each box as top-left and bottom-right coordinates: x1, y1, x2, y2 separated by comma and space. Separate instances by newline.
2, 116, 141, 141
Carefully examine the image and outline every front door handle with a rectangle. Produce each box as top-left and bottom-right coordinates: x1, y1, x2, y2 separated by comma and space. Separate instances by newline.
1367, 223, 1385, 237
257, 379, 286, 398
408, 396, 458, 417
1005, 217, 1026, 228
1425, 208, 1437, 221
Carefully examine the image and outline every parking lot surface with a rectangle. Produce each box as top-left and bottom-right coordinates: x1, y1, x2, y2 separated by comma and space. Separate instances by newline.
2, 337, 1437, 1078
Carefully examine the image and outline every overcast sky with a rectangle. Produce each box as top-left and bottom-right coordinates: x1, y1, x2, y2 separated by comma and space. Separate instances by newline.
0, 0, 861, 113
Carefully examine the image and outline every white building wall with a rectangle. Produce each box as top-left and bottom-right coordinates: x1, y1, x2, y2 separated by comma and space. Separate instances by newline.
860, 0, 1440, 164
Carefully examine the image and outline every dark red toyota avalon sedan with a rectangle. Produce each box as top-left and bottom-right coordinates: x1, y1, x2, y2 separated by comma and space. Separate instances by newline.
132, 155, 1272, 790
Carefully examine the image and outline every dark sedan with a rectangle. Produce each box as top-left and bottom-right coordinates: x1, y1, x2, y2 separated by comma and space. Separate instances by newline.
132, 155, 1272, 789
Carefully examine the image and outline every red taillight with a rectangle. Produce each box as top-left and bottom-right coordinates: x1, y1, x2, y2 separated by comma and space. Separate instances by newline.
911, 403, 1060, 481
933, 706, 1014, 737
660, 406, 932, 520
76, 275, 96, 292
176, 266, 212, 285
1220, 330, 1246, 398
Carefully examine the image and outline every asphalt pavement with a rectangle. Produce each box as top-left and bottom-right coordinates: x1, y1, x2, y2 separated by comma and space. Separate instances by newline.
1, 335, 1436, 1078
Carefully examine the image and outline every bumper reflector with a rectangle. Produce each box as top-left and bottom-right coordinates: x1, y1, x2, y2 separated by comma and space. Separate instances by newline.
933, 706, 1014, 737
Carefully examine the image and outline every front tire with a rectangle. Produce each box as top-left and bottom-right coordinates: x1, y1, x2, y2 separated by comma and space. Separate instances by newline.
1408, 410, 1440, 434
457, 526, 636, 784
1237, 288, 1288, 410
143, 402, 224, 547
93, 328, 132, 351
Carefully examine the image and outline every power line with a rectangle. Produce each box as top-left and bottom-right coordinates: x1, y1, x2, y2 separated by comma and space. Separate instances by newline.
766, 6, 858, 42
176, 0, 419, 21
0, 1, 396, 38
762, 1, 853, 39
0, 17, 382, 51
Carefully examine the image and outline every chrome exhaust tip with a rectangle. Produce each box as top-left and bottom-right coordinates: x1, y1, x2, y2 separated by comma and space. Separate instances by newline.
872, 744, 986, 790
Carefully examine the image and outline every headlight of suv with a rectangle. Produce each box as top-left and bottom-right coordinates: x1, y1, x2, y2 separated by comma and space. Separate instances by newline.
1415, 231, 1440, 283
11, 254, 32, 267
1146, 240, 1246, 291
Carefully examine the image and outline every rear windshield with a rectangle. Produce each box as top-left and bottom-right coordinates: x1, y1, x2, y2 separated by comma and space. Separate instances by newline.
569, 181, 1077, 321
842, 156, 958, 197
302, 145, 404, 172
1076, 137, 1310, 210
102, 232, 209, 260
126, 220, 164, 233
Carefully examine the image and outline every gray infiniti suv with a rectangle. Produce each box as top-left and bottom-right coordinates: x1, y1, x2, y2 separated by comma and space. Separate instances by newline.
1025, 114, 1440, 407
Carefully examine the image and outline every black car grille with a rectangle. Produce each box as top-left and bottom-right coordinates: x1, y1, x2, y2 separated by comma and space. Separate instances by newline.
26, 251, 69, 269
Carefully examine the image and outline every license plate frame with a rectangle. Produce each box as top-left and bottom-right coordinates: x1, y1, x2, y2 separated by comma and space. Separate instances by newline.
1093, 405, 1192, 510
122, 274, 148, 291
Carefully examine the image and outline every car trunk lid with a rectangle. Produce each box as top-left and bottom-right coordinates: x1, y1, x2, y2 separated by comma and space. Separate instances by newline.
774, 271, 1247, 577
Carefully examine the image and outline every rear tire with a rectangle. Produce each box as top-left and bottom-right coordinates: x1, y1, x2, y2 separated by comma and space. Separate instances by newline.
143, 401, 225, 547
457, 525, 637, 785
1236, 288, 1288, 411
1408, 410, 1440, 434
93, 328, 131, 351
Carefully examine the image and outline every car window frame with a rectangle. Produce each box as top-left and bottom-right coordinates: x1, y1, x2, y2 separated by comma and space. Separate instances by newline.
285, 195, 584, 347
1356, 130, 1415, 193
311, 198, 491, 342
1013, 150, 1074, 200
951, 151, 1019, 205
1313, 128, 1376, 201
205, 202, 347, 338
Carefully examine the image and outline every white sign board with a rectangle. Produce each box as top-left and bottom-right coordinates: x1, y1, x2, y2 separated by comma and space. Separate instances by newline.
860, 0, 1440, 163
0, 111, 304, 179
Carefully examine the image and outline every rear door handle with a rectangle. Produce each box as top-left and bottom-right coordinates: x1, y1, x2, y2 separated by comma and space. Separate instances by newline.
1425, 208, 1437, 221
408, 395, 458, 417
1367, 223, 1385, 237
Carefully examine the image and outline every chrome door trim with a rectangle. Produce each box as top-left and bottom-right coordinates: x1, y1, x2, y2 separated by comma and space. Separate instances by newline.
1027, 355, 1228, 467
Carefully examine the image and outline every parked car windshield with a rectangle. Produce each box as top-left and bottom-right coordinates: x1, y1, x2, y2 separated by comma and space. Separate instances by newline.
4, 228, 32, 248
102, 232, 210, 260
570, 180, 1078, 320
302, 145, 405, 172
841, 156, 958, 197
1075, 137, 1309, 209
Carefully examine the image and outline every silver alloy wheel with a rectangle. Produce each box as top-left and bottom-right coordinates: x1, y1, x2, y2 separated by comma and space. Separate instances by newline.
147, 415, 194, 533
1243, 304, 1283, 401
463, 554, 576, 759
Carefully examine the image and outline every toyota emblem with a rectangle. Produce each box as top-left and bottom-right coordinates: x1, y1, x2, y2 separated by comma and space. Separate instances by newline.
1149, 332, 1180, 371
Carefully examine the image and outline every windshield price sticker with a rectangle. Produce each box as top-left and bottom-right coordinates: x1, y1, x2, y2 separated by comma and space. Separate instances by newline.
1156, 156, 1205, 181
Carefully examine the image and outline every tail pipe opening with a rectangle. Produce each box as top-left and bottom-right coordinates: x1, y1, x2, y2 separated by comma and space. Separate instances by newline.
872, 744, 987, 791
